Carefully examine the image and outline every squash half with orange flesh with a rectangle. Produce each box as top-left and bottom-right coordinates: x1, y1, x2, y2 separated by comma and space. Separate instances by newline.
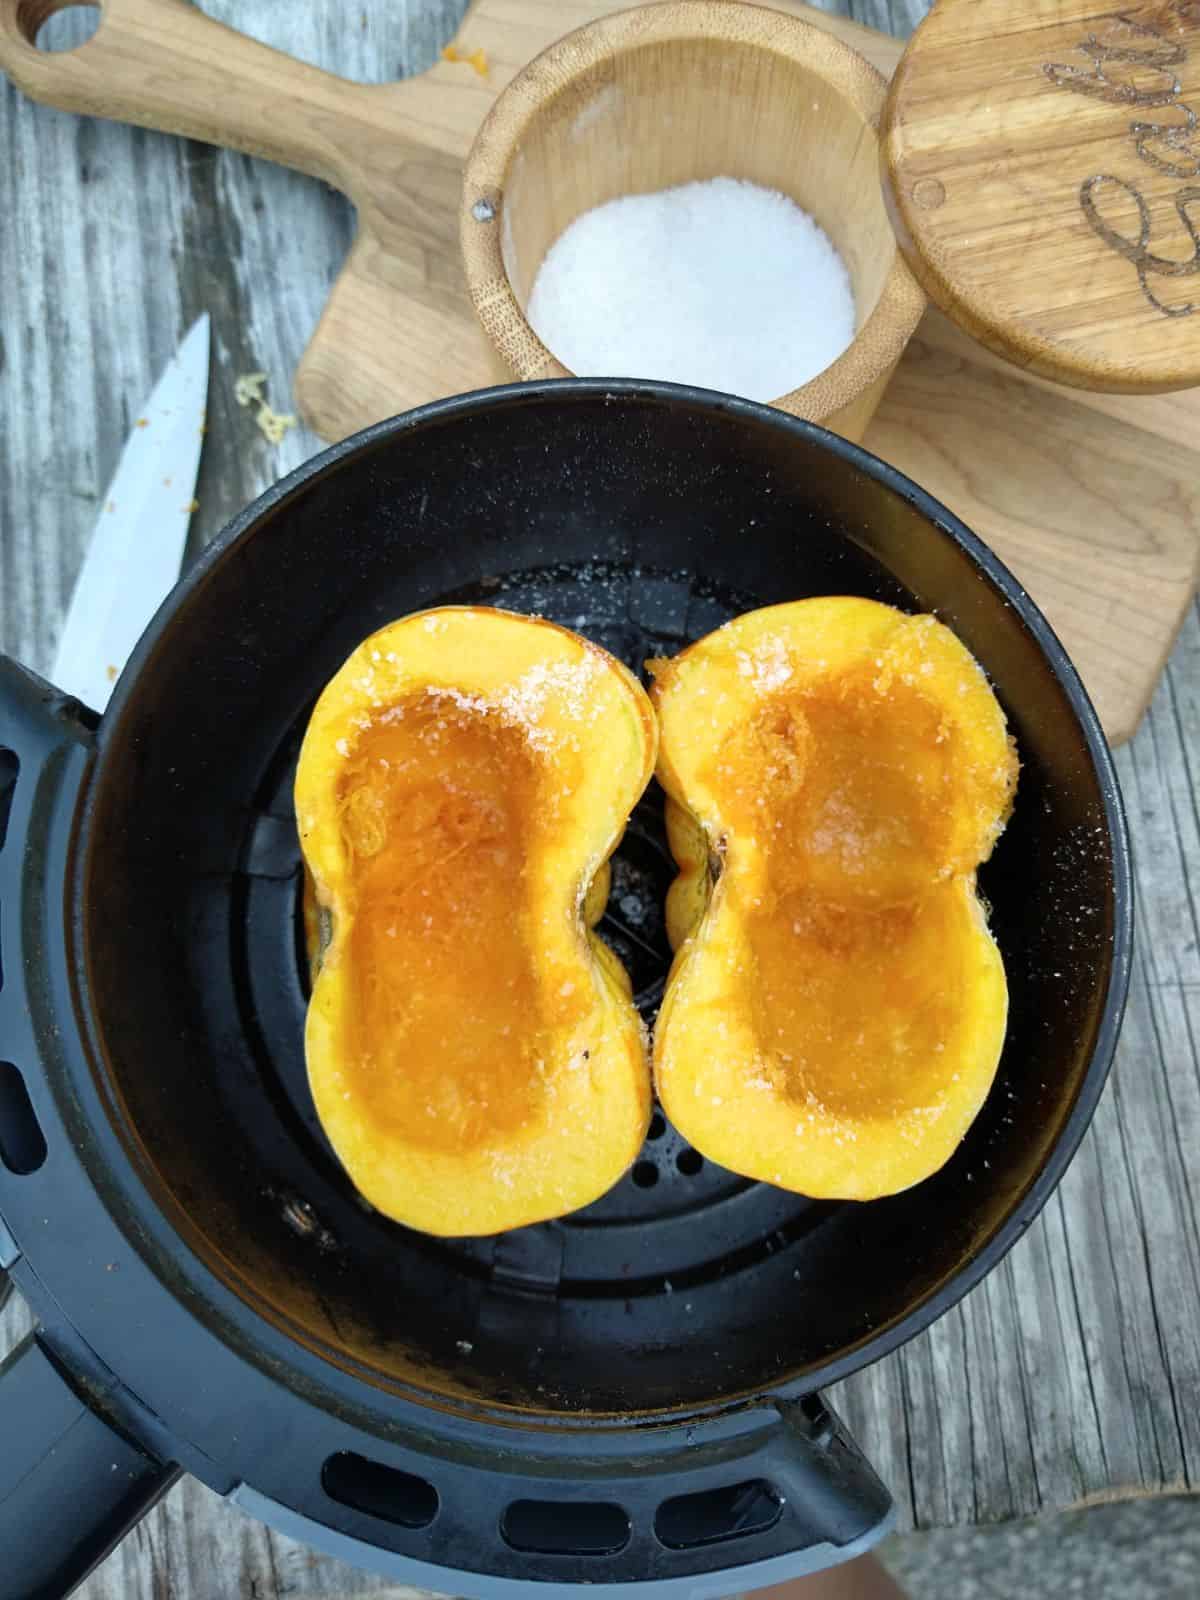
650, 598, 1018, 1200
295, 607, 657, 1236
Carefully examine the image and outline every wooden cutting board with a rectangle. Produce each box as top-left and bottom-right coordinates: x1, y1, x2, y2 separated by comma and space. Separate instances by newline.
3, 0, 1197, 743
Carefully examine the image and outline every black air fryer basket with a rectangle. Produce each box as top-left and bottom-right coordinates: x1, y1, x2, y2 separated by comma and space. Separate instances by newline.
0, 383, 1131, 1600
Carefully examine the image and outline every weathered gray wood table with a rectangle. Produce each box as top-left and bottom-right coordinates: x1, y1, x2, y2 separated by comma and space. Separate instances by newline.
1, 2, 1197, 1596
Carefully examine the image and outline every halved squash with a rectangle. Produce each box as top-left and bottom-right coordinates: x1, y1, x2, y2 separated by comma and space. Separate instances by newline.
649, 598, 1018, 1200
295, 607, 657, 1236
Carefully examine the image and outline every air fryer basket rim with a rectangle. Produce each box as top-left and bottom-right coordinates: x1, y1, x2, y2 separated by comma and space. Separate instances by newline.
38, 377, 1131, 1428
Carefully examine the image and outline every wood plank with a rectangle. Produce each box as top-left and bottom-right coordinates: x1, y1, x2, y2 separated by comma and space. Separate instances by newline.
1, 3, 1198, 1597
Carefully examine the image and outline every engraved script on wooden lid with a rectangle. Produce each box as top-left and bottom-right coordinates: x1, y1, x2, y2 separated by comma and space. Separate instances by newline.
882, 0, 1200, 392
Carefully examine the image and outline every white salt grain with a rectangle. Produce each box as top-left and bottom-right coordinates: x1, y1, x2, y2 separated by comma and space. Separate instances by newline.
527, 177, 855, 402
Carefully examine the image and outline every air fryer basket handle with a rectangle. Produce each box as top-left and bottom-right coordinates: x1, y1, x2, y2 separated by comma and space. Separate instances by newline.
0, 1334, 178, 1600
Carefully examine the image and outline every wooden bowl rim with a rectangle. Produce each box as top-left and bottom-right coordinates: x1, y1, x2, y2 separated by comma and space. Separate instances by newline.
459, 0, 926, 419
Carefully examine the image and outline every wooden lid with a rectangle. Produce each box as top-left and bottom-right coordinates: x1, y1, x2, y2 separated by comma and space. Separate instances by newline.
882, 0, 1200, 393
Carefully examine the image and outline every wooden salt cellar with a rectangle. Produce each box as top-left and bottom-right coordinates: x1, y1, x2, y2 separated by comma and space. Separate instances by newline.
461, 0, 927, 442
463, 0, 1200, 436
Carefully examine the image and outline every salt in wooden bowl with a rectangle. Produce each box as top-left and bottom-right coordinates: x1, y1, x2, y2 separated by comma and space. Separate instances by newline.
460, 0, 926, 442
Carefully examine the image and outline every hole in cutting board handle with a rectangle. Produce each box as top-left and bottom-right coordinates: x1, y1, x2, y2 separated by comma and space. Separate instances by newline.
18, 0, 99, 51
0, 1062, 47, 1175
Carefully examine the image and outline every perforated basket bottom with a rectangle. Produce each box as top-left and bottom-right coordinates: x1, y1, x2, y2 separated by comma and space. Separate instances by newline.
238, 562, 827, 1303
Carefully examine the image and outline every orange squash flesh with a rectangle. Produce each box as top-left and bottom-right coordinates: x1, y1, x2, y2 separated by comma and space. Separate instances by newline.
650, 598, 1018, 1200
296, 607, 657, 1236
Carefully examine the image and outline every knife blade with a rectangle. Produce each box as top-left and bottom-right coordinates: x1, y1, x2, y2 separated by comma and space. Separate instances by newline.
52, 314, 210, 713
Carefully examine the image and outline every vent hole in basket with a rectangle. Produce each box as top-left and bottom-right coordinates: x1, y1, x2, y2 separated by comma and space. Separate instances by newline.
647, 1110, 667, 1140
800, 1392, 833, 1433
502, 1499, 631, 1556
676, 1147, 703, 1176
0, 1062, 47, 1176
0, 749, 16, 852
631, 1159, 659, 1188
321, 1452, 438, 1529
655, 1480, 783, 1550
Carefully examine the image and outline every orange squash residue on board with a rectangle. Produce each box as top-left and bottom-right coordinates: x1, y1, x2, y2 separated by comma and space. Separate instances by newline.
441, 42, 489, 77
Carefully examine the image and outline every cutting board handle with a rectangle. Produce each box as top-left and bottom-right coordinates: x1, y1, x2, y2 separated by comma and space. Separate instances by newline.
0, 0, 370, 191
